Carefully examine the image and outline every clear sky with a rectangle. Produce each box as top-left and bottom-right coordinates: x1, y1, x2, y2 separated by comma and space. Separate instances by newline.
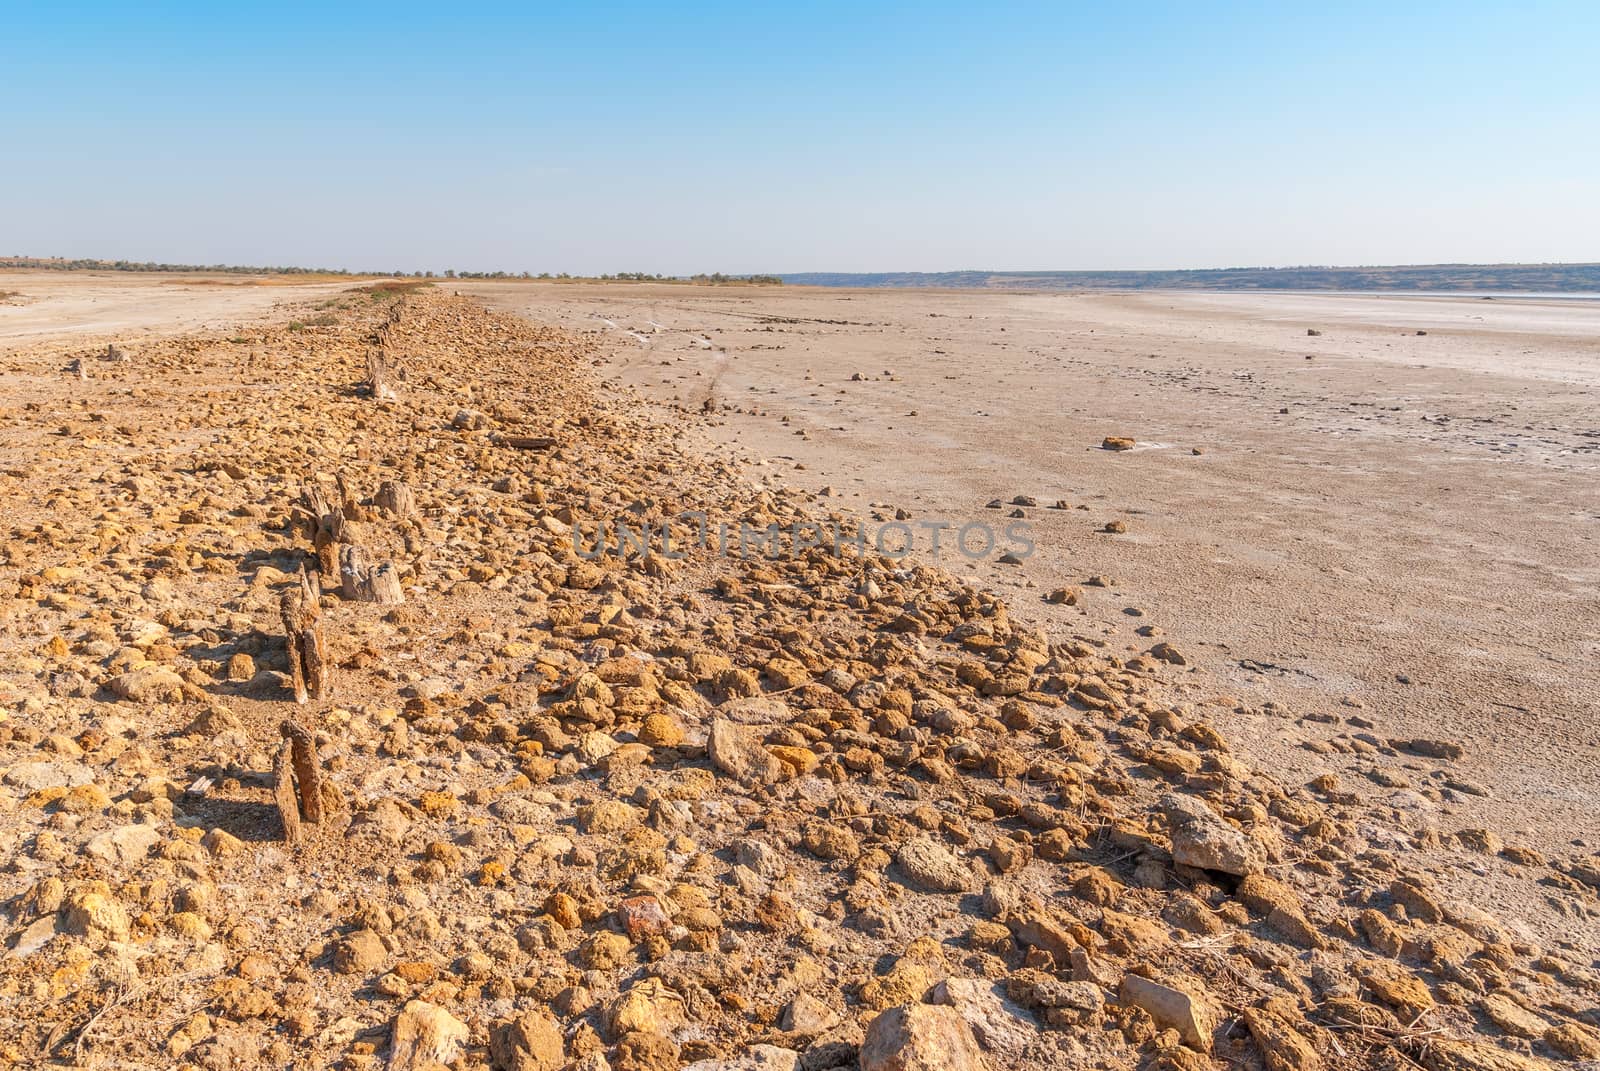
3, 2, 1596, 275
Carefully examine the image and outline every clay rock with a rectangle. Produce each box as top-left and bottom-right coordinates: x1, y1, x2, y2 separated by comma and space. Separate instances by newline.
578, 799, 639, 834
48, 670, 93, 697
63, 887, 131, 941
608, 979, 686, 1039
1161, 793, 1264, 876
861, 1003, 989, 1071
736, 839, 788, 880
1545, 1023, 1600, 1061
708, 719, 786, 785
682, 1045, 801, 1071
1395, 738, 1464, 761
1243, 1002, 1322, 1071
1417, 1039, 1553, 1071
108, 665, 189, 703
1150, 642, 1187, 665
895, 837, 976, 893
613, 1030, 679, 1071
1118, 974, 1214, 1053
930, 978, 1039, 1064
716, 696, 794, 725
335, 929, 389, 975
490, 1009, 564, 1071
1355, 961, 1434, 1021
638, 712, 686, 748
779, 993, 840, 1035
616, 895, 671, 940
1237, 873, 1300, 916
1004, 968, 1104, 1028
3, 761, 94, 791
202, 827, 245, 857
389, 1000, 468, 1071
184, 705, 243, 736
85, 823, 161, 868
1478, 993, 1547, 1040
10, 916, 56, 958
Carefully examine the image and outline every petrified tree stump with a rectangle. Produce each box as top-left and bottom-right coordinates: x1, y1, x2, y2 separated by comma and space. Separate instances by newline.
301, 484, 348, 578
300, 560, 323, 601
375, 480, 416, 519
280, 582, 332, 703
282, 720, 324, 824
298, 478, 406, 604
273, 740, 302, 844
337, 474, 367, 522
274, 720, 327, 842
366, 351, 397, 401
339, 543, 405, 604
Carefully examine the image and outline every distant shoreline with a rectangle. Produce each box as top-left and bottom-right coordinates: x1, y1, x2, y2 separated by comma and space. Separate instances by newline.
777, 264, 1600, 293
5, 259, 1599, 294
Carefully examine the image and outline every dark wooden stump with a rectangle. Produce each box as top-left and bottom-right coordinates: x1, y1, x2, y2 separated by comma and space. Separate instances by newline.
281, 720, 324, 824
280, 581, 332, 703
273, 739, 302, 844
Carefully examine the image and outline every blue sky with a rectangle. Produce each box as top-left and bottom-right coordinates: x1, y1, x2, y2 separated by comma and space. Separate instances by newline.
2, 2, 1596, 274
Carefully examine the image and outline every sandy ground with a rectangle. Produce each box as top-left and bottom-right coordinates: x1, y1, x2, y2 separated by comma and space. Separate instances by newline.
12, 276, 1600, 1067
5, 271, 1596, 855
0, 271, 356, 350
461, 282, 1600, 856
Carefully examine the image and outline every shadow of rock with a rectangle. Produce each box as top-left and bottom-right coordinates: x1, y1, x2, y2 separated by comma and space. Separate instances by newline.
181, 795, 284, 843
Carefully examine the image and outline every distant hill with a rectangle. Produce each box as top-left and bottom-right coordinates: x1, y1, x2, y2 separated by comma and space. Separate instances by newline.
778, 263, 1600, 293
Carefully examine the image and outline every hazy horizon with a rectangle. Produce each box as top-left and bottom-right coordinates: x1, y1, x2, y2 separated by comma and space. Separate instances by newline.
5, 2, 1597, 276
9, 256, 1600, 279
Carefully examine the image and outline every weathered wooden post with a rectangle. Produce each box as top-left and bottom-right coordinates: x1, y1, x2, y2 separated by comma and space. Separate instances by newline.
274, 720, 326, 842
280, 573, 332, 703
